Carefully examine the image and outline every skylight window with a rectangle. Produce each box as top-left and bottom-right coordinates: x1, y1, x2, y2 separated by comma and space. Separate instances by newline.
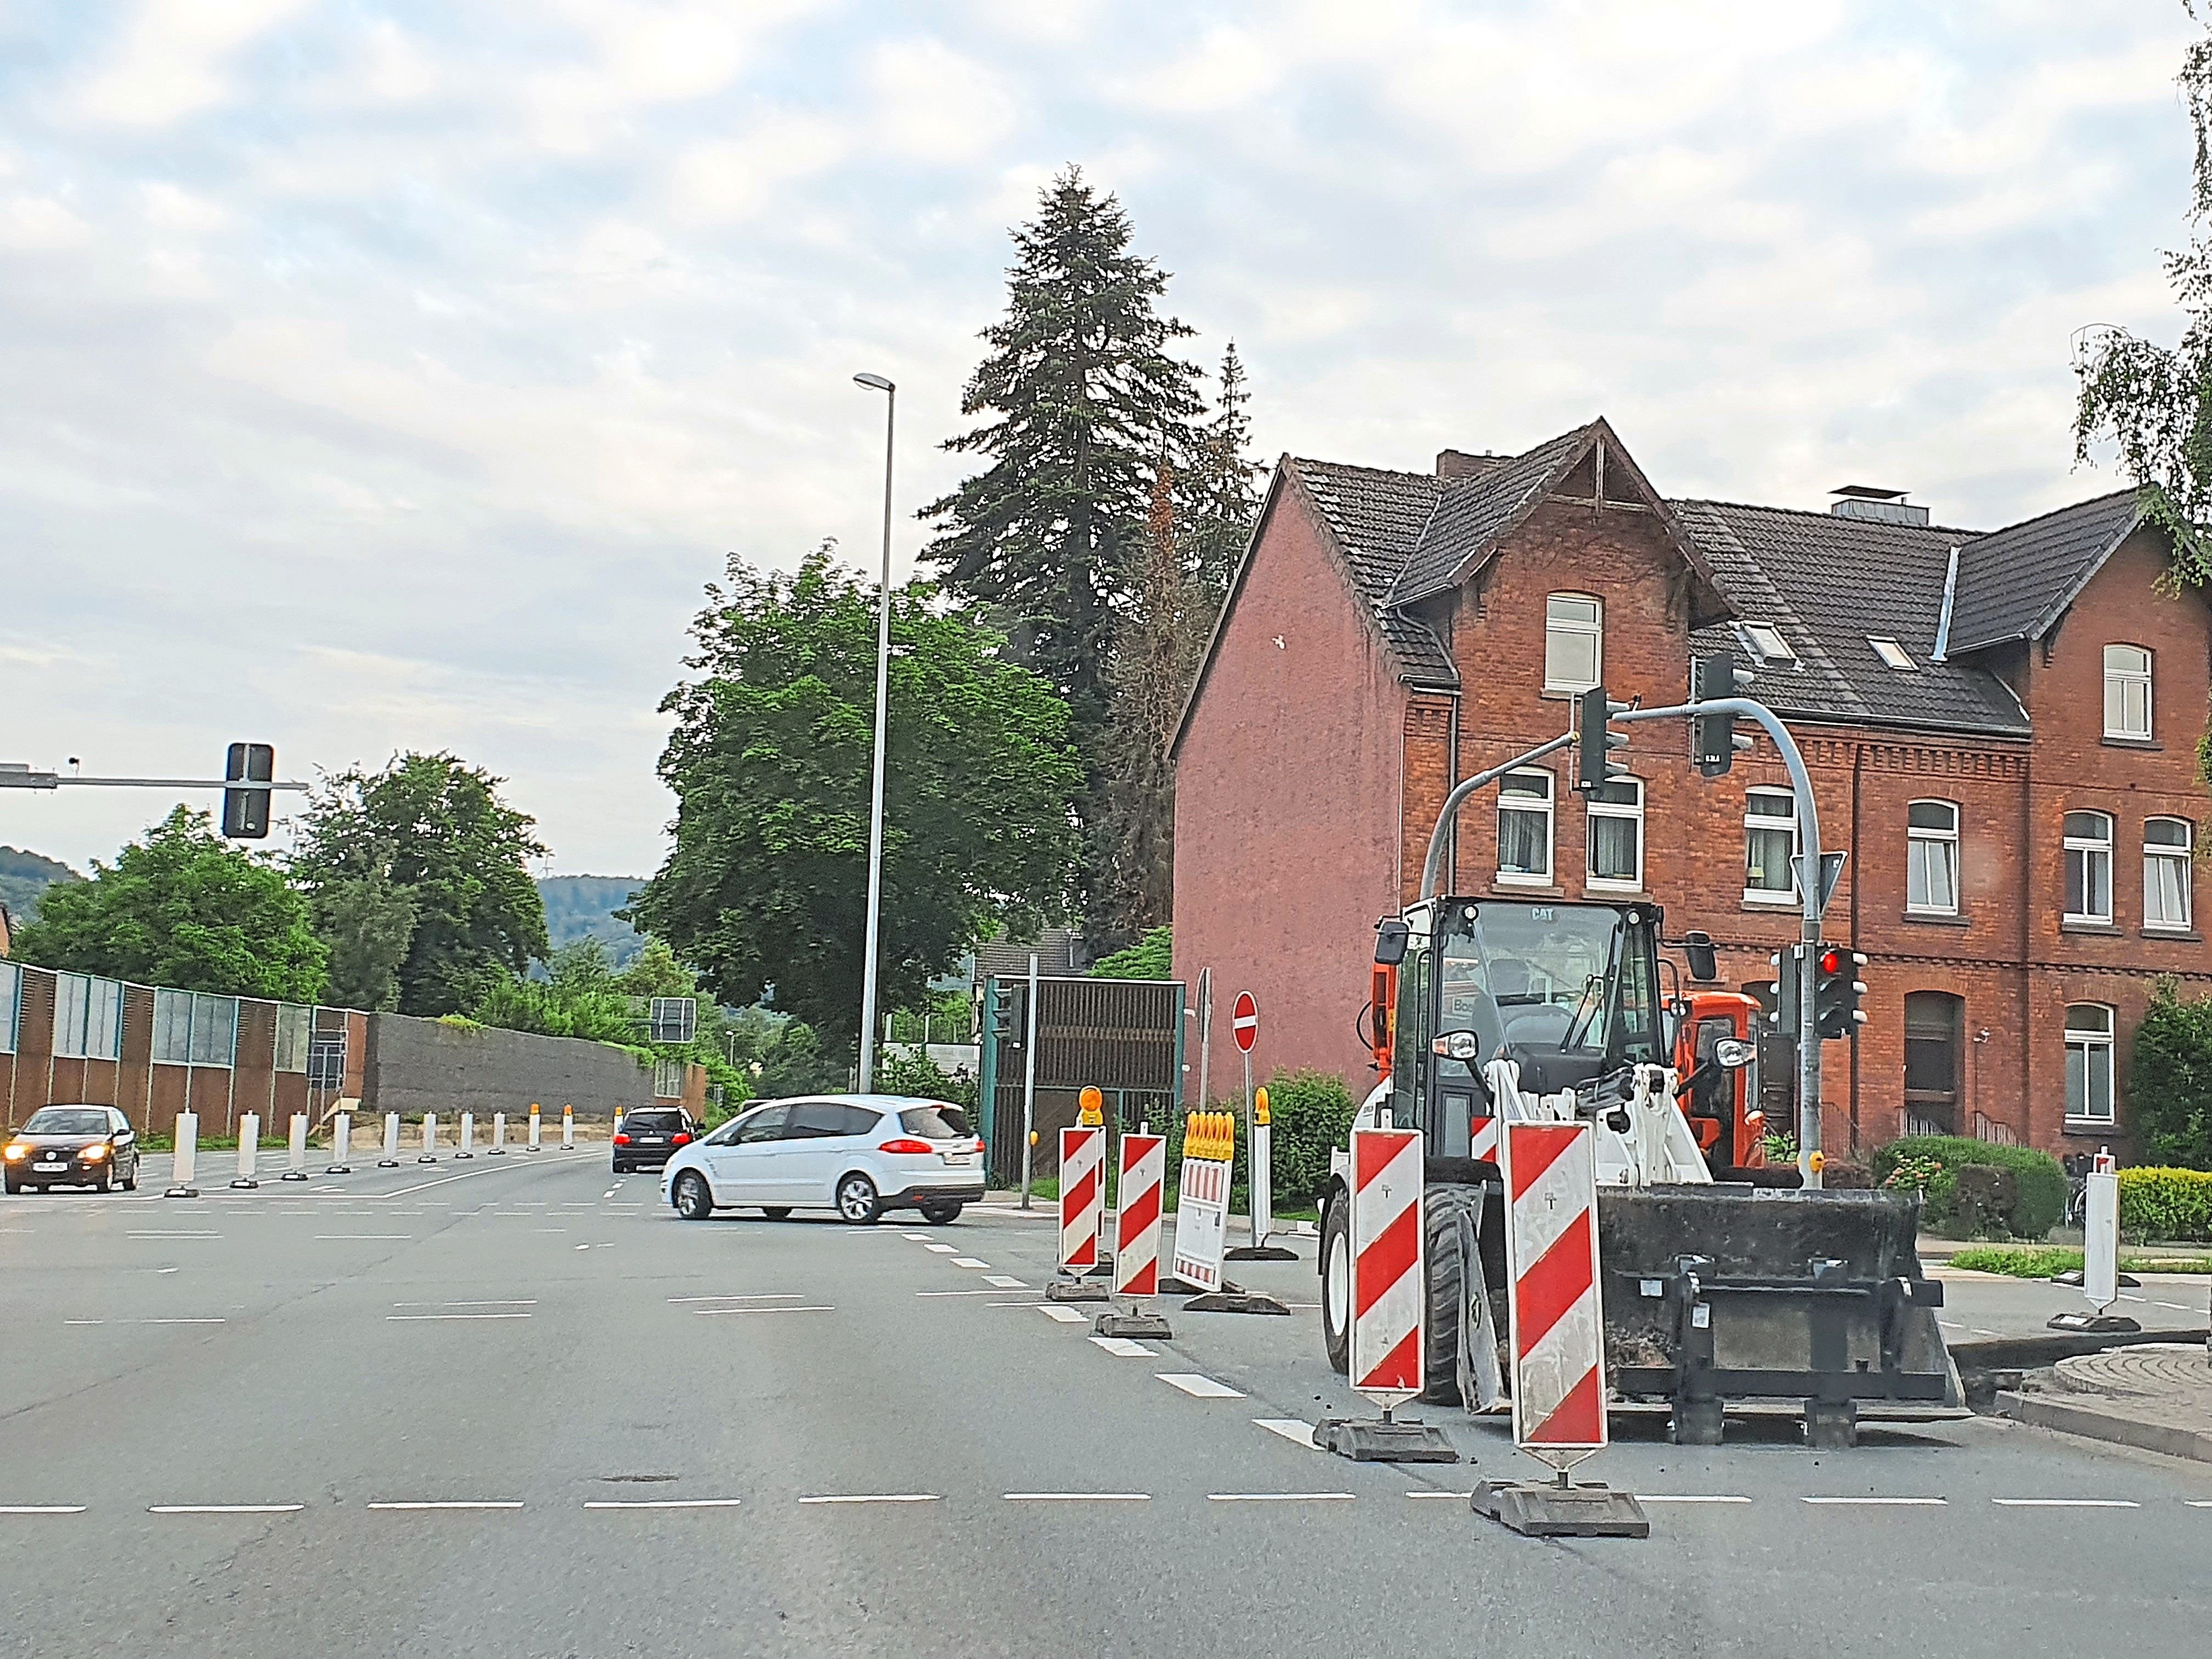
1869, 636, 1914, 670
1739, 622, 1794, 662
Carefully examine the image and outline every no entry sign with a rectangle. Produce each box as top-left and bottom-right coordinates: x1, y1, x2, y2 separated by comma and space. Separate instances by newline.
1232, 991, 1258, 1054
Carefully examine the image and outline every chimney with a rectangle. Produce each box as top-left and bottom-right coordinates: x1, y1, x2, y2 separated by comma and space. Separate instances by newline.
1437, 448, 1505, 481
1829, 484, 1930, 527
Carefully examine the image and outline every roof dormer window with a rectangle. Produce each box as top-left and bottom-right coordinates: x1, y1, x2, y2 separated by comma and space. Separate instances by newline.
1739, 622, 1793, 663
1868, 636, 1914, 670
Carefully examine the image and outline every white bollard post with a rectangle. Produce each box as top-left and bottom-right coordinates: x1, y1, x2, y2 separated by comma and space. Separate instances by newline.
231, 1113, 261, 1189
419, 1113, 439, 1164
456, 1111, 476, 1159
562, 1105, 574, 1150
166, 1110, 200, 1198
489, 1112, 507, 1155
527, 1105, 543, 1152
328, 1111, 353, 1175
379, 1111, 402, 1168
283, 1112, 311, 1181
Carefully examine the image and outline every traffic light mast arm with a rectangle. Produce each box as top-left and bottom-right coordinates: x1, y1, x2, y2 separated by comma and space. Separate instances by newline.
0, 771, 309, 792
1416, 729, 1577, 900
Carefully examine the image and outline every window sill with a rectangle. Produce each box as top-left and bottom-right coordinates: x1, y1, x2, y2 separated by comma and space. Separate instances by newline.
1586, 885, 1649, 900
2060, 920, 2122, 935
2062, 1119, 2120, 1136
1901, 912, 1970, 927
1741, 893, 1799, 909
1539, 686, 1597, 701
2143, 927, 2200, 941
1492, 881, 1565, 898
2100, 735, 2159, 749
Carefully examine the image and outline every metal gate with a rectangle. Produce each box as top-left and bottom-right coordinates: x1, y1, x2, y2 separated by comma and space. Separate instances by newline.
977, 977, 1184, 1188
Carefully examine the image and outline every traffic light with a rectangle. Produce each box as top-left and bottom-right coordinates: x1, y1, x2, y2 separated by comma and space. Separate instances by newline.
221, 743, 274, 839
1689, 654, 1756, 777
1574, 685, 1629, 794
991, 981, 1027, 1046
1763, 944, 1803, 1037
1814, 945, 1869, 1040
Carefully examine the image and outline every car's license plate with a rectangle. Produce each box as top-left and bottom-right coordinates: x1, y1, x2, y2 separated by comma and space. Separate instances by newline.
943, 1153, 975, 1166
32, 1162, 65, 1172
640, 1137, 664, 1144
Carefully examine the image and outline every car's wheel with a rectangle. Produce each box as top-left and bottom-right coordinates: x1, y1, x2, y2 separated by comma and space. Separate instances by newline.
918, 1200, 963, 1225
673, 1172, 714, 1221
761, 1206, 792, 1220
1320, 1188, 1351, 1376
835, 1172, 882, 1224
122, 1161, 138, 1192
2, 1173, 18, 1197
93, 1165, 112, 1194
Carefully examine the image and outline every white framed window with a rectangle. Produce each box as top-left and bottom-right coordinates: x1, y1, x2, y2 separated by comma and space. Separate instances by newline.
653, 1058, 686, 1099
2103, 645, 2152, 740
1868, 636, 1914, 670
1543, 595, 1602, 694
1906, 799, 1960, 916
1497, 770, 1555, 884
1744, 788, 1798, 902
53, 973, 121, 1060
0, 961, 18, 1055
1585, 777, 1644, 891
1739, 622, 1795, 663
2063, 810, 2114, 924
153, 989, 236, 1067
2146, 817, 2194, 932
2064, 1003, 2115, 1124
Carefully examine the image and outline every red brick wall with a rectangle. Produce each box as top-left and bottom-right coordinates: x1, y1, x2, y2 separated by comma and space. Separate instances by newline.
1172, 475, 1409, 1099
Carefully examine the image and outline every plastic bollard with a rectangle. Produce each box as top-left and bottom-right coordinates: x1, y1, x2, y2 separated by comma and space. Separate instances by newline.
379, 1112, 401, 1168
456, 1112, 476, 1159
562, 1107, 574, 1151
328, 1111, 353, 1175
166, 1110, 200, 1198
489, 1112, 506, 1155
528, 1108, 543, 1152
419, 1113, 439, 1164
283, 1113, 311, 1181
232, 1113, 261, 1189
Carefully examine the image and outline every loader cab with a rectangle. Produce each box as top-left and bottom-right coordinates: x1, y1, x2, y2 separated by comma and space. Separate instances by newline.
1380, 898, 1666, 1159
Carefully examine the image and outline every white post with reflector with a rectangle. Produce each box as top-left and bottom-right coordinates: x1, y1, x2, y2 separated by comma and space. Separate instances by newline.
489, 1113, 506, 1155
327, 1111, 352, 1175
419, 1113, 439, 1164
528, 1105, 543, 1152
2051, 1148, 2138, 1335
379, 1112, 401, 1167
456, 1112, 476, 1159
281, 1112, 311, 1181
1314, 1126, 1454, 1460
1470, 1119, 1647, 1537
165, 1110, 200, 1198
231, 1113, 261, 1189
561, 1106, 574, 1150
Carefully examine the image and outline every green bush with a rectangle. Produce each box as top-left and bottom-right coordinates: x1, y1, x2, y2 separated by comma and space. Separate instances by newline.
2117, 1165, 2212, 1242
2129, 978, 2212, 1168
876, 1047, 979, 1113
1871, 1136, 2067, 1240
1155, 1068, 1358, 1215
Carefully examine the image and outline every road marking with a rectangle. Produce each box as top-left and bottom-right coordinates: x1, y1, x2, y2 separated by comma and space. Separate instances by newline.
368, 1500, 524, 1510
394, 1300, 537, 1308
386, 1313, 532, 1321
315, 1235, 411, 1241
2187, 1500, 2212, 1508
922, 1243, 958, 1254
901, 1232, 935, 1241
0, 1505, 85, 1514
2155, 1301, 2196, 1311
64, 1317, 225, 1326
1089, 1336, 1156, 1357
1991, 1498, 2141, 1508
1640, 1494, 1753, 1504
950, 1257, 991, 1269
1209, 1492, 1353, 1503
1406, 1490, 1473, 1500
1003, 1493, 1149, 1502
1971, 1328, 2001, 1338
983, 1274, 1028, 1288
1938, 1319, 1964, 1331
1157, 1373, 1245, 1400
583, 1499, 743, 1510
149, 1504, 303, 1515
1036, 1305, 1088, 1324
667, 1294, 805, 1304
1255, 1419, 1318, 1449
916, 1288, 1021, 1297
798, 1494, 940, 1505
1802, 1497, 1948, 1506
692, 1305, 833, 1316
128, 1231, 219, 1238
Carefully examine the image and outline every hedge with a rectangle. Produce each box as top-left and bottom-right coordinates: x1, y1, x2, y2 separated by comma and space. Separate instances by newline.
2118, 1166, 2212, 1242
1871, 1136, 2067, 1240
2128, 979, 2212, 1168
1161, 1066, 1361, 1215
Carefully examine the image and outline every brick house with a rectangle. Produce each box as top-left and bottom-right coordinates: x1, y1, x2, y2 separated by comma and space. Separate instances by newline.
1170, 418, 2210, 1159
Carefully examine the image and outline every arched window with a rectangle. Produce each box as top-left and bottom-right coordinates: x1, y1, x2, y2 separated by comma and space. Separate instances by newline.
1544, 595, 1602, 694
2064, 1004, 2115, 1125
1906, 800, 1959, 916
2063, 811, 2114, 924
2104, 645, 2152, 740
2146, 817, 2194, 932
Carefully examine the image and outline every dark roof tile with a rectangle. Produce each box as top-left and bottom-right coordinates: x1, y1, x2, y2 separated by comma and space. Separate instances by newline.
1946, 489, 2143, 652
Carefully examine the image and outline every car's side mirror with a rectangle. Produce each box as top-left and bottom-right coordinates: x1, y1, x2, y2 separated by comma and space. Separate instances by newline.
1374, 918, 1410, 966
1681, 930, 1719, 984
1713, 1038, 1756, 1070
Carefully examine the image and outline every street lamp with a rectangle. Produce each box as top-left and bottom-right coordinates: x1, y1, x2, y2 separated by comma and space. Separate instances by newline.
853, 372, 895, 1092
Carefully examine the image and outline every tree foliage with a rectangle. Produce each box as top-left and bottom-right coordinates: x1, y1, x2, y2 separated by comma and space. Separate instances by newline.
1089, 924, 1172, 980
631, 549, 1082, 1053
2075, 4, 2212, 579
11, 806, 326, 1001
289, 753, 549, 1017
2130, 976, 2212, 1168
313, 872, 416, 1012
1184, 340, 1266, 624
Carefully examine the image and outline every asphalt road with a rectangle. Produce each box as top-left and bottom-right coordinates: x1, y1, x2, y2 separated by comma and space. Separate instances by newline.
2, 1151, 2208, 1658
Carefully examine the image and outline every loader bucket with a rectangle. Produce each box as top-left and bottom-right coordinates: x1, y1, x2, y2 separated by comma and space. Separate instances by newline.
1594, 1185, 1961, 1416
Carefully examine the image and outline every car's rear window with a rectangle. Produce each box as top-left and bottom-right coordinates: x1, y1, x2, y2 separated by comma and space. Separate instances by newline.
22, 1109, 109, 1135
899, 1105, 972, 1139
625, 1111, 684, 1133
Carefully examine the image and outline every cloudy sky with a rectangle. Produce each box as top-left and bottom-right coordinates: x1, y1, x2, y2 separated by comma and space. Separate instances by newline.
0, 0, 2198, 881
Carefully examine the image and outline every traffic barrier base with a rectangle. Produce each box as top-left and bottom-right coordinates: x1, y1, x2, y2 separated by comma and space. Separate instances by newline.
1182, 1282, 1292, 1316
1044, 1278, 1110, 1304
1313, 1413, 1458, 1462
1470, 1475, 1650, 1539
1093, 1306, 1172, 1339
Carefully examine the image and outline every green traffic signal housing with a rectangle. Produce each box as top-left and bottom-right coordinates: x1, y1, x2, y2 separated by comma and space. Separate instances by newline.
1814, 945, 1869, 1040
1573, 685, 1631, 794
1690, 653, 1757, 776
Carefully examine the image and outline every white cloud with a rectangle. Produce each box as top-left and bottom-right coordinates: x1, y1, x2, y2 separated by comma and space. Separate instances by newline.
668, 114, 850, 224
74, 0, 309, 126
867, 39, 1019, 163
0, 192, 89, 249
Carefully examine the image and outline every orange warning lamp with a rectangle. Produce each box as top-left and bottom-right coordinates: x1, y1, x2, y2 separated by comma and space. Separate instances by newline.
1078, 1086, 1103, 1127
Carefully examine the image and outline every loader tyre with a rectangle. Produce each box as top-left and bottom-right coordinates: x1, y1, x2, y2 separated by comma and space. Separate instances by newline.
1421, 1183, 1483, 1406
1321, 1189, 1351, 1376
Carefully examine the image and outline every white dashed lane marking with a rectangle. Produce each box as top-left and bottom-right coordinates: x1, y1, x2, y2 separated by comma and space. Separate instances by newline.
315, 1235, 412, 1242
950, 1257, 991, 1269
1004, 1492, 1149, 1502
983, 1275, 1027, 1288
1991, 1498, 2141, 1508
393, 1300, 536, 1308
1639, 1494, 1753, 1505
922, 1243, 959, 1254
1157, 1374, 1245, 1400
1088, 1336, 1155, 1357
149, 1504, 303, 1515
692, 1305, 833, 1316
584, 1499, 743, 1510
666, 1294, 806, 1304
387, 1313, 532, 1322
1406, 1491, 1472, 1500
0, 1506, 85, 1515
1802, 1497, 1947, 1506
917, 1288, 1021, 1298
368, 1500, 524, 1511
1209, 1492, 1352, 1503
1036, 1305, 1088, 1324
798, 1493, 940, 1505
1254, 1419, 1318, 1449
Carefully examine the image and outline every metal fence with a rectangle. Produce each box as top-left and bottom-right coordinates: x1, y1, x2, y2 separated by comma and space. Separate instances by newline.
977, 975, 1183, 1187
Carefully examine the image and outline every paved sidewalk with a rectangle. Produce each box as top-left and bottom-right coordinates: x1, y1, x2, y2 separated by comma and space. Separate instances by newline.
2000, 1341, 2212, 1462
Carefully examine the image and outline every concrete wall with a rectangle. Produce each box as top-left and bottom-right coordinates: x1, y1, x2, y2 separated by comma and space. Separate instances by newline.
363, 1014, 665, 1123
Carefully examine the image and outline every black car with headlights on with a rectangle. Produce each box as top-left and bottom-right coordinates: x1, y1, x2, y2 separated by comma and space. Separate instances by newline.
3, 1105, 140, 1194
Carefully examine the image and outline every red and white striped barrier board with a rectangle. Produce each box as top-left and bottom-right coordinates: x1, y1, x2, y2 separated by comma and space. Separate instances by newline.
1113, 1134, 1166, 1296
1501, 1121, 1606, 1460
1348, 1126, 1425, 1404
1471, 1115, 1499, 1164
1058, 1126, 1104, 1272
1170, 1155, 1231, 1292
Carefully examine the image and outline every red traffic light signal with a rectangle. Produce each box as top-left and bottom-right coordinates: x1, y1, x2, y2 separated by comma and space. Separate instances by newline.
1818, 947, 1843, 976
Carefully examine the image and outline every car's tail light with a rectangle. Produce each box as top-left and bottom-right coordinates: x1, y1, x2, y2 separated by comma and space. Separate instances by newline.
670, 1133, 691, 1147
877, 1138, 936, 1155
612, 1133, 630, 1146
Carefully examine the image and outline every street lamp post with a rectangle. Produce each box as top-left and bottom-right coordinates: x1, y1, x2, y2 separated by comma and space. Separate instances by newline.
853, 373, 895, 1093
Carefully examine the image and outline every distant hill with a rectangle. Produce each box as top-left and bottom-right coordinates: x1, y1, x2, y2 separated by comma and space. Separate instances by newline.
537, 874, 646, 967
0, 845, 78, 926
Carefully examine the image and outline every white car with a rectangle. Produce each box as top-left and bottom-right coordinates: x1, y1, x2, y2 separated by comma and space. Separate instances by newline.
661, 1094, 986, 1225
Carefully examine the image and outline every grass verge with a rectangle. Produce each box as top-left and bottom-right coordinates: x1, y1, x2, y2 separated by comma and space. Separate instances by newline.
1948, 1244, 2212, 1277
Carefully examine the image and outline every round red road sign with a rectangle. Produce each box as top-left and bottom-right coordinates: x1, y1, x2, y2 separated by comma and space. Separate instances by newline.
1231, 991, 1258, 1053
